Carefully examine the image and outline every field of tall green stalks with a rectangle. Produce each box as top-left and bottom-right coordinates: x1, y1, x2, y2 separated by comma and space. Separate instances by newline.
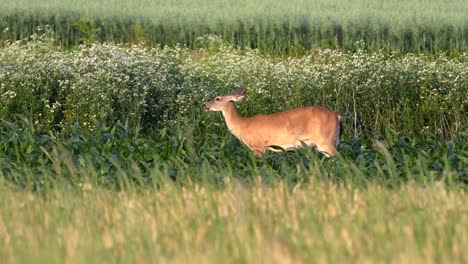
0, 0, 467, 53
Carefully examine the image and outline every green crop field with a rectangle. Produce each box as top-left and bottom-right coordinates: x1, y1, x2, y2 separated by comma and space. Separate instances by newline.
0, 0, 467, 53
0, 0, 468, 263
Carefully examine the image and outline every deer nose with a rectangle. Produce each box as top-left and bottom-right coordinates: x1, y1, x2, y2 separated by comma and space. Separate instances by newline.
202, 104, 210, 111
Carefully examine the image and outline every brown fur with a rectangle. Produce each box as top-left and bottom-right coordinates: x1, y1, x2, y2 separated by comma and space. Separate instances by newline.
203, 87, 341, 157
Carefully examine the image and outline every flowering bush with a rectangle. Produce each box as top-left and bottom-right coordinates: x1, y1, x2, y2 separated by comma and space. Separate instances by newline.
0, 35, 189, 130
0, 35, 466, 137
186, 46, 467, 137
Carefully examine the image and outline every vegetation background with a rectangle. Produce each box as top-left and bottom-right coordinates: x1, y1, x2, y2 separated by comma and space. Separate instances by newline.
0, 1, 467, 263
1, 0, 467, 54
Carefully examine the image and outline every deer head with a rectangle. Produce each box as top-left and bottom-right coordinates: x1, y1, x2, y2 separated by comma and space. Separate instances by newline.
202, 87, 245, 112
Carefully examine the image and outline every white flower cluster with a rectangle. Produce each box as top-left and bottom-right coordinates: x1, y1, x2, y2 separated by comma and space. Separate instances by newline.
0, 37, 466, 135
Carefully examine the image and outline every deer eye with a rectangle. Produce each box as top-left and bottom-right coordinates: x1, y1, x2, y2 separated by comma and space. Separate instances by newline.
215, 97, 220, 101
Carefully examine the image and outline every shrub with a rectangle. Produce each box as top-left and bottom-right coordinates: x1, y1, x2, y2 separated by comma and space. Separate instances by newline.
0, 36, 466, 137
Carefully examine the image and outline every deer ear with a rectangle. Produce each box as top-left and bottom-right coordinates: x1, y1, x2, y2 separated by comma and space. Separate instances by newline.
231, 94, 245, 102
232, 86, 245, 96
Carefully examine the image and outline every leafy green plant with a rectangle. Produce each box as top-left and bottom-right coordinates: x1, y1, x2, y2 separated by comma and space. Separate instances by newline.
72, 20, 101, 43
0, 116, 466, 190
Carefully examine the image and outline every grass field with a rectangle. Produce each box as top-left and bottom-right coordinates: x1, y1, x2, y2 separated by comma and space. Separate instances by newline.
1, 1, 468, 262
0, 0, 467, 53
1, 181, 467, 263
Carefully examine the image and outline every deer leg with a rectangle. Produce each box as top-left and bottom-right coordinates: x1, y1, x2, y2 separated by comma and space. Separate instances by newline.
316, 142, 337, 157
251, 147, 265, 158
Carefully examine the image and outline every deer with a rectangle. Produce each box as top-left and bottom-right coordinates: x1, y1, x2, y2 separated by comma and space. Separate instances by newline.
202, 87, 342, 158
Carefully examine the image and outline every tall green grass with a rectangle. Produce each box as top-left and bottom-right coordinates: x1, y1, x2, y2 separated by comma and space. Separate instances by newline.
0, 0, 467, 53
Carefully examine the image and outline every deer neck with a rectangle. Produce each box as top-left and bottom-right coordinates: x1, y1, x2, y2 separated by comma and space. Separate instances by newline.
221, 102, 244, 135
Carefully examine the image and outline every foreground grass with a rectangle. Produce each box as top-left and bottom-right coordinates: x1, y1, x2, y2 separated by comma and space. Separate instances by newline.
0, 180, 466, 263
0, 116, 466, 264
